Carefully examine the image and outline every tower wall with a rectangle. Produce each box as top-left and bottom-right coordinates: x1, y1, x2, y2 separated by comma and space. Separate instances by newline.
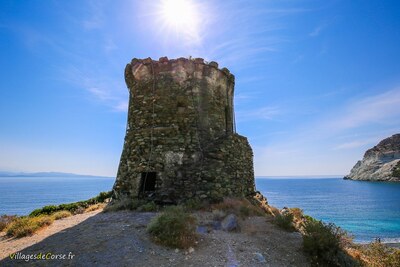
112, 57, 255, 203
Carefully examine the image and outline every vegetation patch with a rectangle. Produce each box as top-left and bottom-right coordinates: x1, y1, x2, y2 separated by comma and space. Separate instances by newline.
275, 212, 296, 232
30, 191, 111, 216
103, 198, 148, 212
2, 191, 111, 238
183, 199, 205, 211
289, 207, 304, 221
392, 161, 400, 178
349, 242, 400, 267
137, 201, 158, 212
211, 198, 265, 218
0, 215, 17, 232
147, 206, 197, 249
51, 210, 72, 220
6, 216, 54, 238
85, 203, 106, 212
303, 219, 357, 266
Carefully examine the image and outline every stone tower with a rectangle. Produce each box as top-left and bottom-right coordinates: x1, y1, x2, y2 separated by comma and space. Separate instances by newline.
112, 57, 255, 203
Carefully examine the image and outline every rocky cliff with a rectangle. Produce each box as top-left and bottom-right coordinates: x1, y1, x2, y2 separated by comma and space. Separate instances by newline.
344, 134, 400, 181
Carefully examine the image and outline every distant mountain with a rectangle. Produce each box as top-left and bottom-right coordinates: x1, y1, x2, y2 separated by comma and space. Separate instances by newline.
344, 134, 400, 182
0, 171, 114, 178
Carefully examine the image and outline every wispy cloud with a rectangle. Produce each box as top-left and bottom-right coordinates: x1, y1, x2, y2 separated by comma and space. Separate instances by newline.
82, 0, 104, 30
113, 101, 129, 112
198, 2, 308, 69
236, 106, 281, 122
309, 24, 326, 37
292, 54, 305, 64
333, 139, 376, 150
61, 65, 127, 112
250, 87, 400, 175
309, 18, 335, 37
104, 38, 118, 52
327, 88, 400, 130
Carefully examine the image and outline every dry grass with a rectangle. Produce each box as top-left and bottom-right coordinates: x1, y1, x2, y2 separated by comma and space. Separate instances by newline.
85, 203, 106, 212
289, 208, 304, 220
211, 198, 265, 218
103, 198, 143, 212
355, 242, 400, 267
269, 206, 281, 217
0, 215, 17, 232
211, 209, 226, 220
51, 210, 72, 220
6, 216, 54, 238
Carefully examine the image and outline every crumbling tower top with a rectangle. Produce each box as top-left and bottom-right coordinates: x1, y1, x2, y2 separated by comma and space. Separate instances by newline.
124, 56, 236, 138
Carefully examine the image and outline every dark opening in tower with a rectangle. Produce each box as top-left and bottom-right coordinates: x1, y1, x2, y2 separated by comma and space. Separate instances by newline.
139, 172, 157, 193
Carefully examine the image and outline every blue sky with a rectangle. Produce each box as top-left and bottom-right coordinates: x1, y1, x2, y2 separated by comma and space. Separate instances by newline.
0, 0, 399, 177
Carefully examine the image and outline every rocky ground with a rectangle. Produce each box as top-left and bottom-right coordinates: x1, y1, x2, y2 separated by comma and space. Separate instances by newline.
0, 209, 309, 267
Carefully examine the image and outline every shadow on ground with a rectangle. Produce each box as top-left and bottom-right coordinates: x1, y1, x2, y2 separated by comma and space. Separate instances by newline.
1, 211, 311, 267
0, 211, 161, 267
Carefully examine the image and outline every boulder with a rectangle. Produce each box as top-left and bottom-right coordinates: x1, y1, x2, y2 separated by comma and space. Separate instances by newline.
221, 214, 238, 232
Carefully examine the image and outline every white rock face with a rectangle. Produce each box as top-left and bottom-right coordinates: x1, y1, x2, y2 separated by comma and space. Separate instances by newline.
344, 134, 400, 182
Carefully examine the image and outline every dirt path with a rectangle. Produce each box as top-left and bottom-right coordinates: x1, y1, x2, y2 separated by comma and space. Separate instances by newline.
0, 210, 102, 260
0, 210, 310, 267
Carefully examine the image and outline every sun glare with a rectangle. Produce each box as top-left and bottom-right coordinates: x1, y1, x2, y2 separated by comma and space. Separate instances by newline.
159, 0, 200, 40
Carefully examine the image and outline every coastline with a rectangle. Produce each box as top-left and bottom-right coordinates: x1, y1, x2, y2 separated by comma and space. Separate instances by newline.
2, 177, 399, 247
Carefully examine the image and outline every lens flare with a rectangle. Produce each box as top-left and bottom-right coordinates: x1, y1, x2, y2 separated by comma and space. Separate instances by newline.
159, 0, 200, 41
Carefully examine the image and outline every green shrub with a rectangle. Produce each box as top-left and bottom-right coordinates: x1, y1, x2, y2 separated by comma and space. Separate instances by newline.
29, 191, 112, 217
147, 206, 197, 248
239, 205, 251, 217
51, 211, 72, 220
6, 216, 54, 238
303, 220, 356, 266
93, 191, 112, 203
30, 205, 59, 217
137, 201, 158, 212
0, 215, 17, 232
103, 198, 145, 212
304, 215, 317, 223
275, 213, 295, 231
184, 199, 204, 211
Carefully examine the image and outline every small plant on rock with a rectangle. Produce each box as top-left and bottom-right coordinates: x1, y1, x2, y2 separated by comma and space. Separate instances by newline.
275, 212, 295, 232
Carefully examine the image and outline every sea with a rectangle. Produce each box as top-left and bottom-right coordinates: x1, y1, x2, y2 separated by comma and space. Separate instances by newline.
256, 178, 400, 244
0, 176, 399, 244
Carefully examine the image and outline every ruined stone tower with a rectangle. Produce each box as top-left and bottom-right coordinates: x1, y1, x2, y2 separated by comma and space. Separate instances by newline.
112, 57, 255, 203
